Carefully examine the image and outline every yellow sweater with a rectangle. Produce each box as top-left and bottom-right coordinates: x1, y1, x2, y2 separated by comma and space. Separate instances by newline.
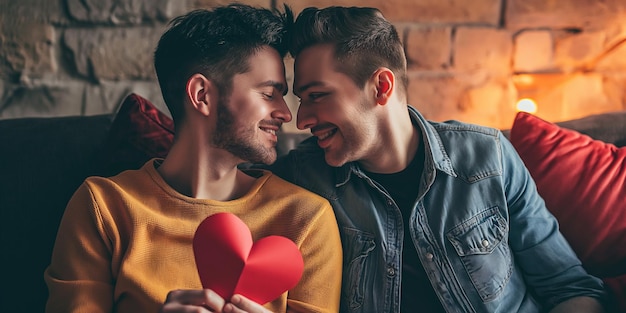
44, 159, 342, 313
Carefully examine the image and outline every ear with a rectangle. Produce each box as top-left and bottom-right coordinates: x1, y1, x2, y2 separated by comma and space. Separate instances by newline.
186, 73, 217, 117
372, 68, 395, 106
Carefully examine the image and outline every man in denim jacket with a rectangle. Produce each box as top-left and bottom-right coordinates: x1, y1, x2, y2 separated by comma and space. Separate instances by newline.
265, 6, 606, 313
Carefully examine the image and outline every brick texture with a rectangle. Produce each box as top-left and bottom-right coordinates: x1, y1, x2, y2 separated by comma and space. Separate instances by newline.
0, 0, 625, 128
280, 0, 501, 24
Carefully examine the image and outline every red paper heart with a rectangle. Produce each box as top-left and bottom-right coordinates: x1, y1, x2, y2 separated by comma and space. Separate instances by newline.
193, 212, 304, 305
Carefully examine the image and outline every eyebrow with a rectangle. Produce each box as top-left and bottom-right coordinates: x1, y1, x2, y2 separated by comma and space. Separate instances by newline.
294, 81, 325, 97
258, 80, 288, 96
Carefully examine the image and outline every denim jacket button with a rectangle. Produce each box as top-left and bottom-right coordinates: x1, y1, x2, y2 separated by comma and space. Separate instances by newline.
387, 266, 396, 276
482, 239, 490, 247
426, 253, 434, 261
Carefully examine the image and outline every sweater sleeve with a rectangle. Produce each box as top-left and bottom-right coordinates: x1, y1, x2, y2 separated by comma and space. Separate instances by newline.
286, 200, 343, 313
44, 182, 115, 313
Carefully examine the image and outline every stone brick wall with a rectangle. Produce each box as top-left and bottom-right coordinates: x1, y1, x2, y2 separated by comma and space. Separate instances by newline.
1, 0, 625, 131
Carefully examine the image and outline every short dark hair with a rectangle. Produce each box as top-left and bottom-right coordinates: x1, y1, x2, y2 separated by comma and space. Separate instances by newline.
154, 4, 293, 127
289, 6, 407, 98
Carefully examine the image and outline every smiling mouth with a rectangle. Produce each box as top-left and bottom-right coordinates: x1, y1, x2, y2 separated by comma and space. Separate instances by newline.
259, 120, 282, 137
317, 128, 336, 141
260, 127, 277, 135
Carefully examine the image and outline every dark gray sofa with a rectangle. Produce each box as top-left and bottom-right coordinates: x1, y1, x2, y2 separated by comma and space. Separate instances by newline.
1, 108, 624, 313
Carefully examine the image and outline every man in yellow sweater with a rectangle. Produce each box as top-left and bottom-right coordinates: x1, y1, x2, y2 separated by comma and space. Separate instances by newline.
43, 4, 342, 313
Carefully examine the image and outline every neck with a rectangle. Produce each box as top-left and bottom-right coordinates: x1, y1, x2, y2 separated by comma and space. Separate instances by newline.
360, 103, 420, 174
156, 133, 256, 201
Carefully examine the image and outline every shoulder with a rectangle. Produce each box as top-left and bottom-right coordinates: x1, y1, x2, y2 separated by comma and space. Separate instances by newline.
430, 119, 501, 142
250, 171, 337, 236
81, 162, 155, 200
251, 170, 335, 219
427, 119, 506, 154
259, 170, 330, 204
425, 120, 514, 181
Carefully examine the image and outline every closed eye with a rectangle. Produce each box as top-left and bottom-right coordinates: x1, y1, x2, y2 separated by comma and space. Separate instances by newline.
298, 92, 328, 105
308, 92, 327, 101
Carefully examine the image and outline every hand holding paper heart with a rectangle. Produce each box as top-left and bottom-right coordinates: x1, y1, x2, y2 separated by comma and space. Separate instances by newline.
192, 212, 304, 305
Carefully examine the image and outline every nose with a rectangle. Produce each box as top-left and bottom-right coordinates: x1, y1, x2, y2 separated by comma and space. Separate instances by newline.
272, 97, 292, 123
296, 105, 315, 130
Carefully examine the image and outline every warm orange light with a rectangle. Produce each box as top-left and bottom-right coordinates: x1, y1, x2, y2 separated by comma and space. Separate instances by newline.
516, 98, 538, 114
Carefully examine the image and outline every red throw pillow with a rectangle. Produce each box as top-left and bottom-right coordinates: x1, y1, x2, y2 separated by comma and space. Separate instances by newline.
98, 93, 174, 176
509, 112, 626, 277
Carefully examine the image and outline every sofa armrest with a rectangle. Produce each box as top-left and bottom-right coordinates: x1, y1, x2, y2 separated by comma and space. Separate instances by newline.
0, 114, 113, 313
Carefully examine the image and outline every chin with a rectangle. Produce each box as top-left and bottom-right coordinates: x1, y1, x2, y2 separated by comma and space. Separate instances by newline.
261, 156, 278, 165
324, 153, 349, 168
254, 150, 277, 165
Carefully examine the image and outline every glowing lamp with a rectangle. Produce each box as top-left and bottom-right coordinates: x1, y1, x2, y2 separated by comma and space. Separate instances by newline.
516, 98, 537, 114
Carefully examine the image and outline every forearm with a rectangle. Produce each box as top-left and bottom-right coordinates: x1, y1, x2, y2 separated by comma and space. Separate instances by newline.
549, 296, 604, 313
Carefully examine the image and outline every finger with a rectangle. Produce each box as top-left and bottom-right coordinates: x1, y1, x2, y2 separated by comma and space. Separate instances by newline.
224, 294, 272, 313
162, 289, 226, 311
201, 289, 227, 310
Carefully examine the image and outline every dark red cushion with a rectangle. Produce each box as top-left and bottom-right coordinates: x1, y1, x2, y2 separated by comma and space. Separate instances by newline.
509, 112, 626, 310
98, 93, 174, 176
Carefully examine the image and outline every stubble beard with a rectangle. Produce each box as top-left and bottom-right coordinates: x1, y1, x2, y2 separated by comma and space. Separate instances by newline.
212, 98, 277, 165
324, 96, 372, 167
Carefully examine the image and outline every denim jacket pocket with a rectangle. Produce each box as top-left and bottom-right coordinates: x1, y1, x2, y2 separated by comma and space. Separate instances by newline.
446, 207, 512, 302
340, 227, 376, 312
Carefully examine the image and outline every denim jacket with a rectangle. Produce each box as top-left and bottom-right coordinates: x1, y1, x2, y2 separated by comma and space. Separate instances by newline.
267, 106, 605, 313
